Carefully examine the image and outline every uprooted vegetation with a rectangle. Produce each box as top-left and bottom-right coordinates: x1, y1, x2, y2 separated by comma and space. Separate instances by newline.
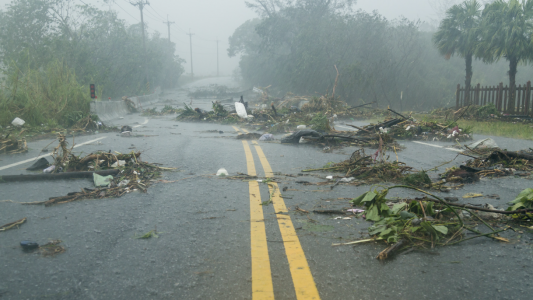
142, 105, 181, 116
443, 149, 533, 184
342, 185, 533, 260
302, 148, 432, 186
16, 134, 174, 206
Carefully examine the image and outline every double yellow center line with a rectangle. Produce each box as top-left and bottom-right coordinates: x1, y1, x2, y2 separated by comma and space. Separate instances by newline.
234, 126, 320, 300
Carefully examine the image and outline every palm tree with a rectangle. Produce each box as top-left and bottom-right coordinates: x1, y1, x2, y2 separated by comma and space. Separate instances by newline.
433, 0, 483, 105
478, 0, 533, 112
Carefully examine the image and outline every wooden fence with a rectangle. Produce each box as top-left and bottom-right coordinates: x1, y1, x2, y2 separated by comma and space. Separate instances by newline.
456, 81, 532, 115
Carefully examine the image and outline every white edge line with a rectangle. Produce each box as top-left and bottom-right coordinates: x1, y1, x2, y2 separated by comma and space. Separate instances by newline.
412, 141, 463, 152
0, 137, 107, 171
132, 118, 149, 128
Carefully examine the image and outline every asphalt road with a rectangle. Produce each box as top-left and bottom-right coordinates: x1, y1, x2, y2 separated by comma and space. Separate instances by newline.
1, 80, 532, 300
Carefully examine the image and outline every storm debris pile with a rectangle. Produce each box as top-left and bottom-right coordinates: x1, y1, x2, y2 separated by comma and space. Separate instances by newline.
142, 105, 181, 116
444, 149, 533, 183
344, 186, 513, 260
352, 115, 472, 142
26, 134, 172, 206
303, 148, 421, 185
187, 84, 239, 99
0, 134, 27, 154
122, 96, 138, 113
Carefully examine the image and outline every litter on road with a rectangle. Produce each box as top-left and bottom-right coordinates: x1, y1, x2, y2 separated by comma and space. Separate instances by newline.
0, 217, 27, 232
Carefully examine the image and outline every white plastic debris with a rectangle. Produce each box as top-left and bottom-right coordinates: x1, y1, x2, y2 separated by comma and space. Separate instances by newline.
117, 179, 130, 187
259, 134, 275, 141
121, 131, 131, 137
297, 125, 306, 129
339, 177, 355, 183
235, 102, 248, 118
326, 175, 333, 180
298, 136, 309, 144
216, 168, 229, 176
469, 138, 499, 149
111, 160, 126, 168
11, 117, 25, 126
256, 180, 263, 183
347, 209, 365, 214
43, 165, 55, 173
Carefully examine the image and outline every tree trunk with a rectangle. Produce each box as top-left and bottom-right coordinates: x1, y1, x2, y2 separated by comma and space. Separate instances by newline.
508, 57, 518, 112
465, 54, 473, 105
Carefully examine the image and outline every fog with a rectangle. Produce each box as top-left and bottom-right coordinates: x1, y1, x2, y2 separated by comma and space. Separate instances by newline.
0, 0, 443, 76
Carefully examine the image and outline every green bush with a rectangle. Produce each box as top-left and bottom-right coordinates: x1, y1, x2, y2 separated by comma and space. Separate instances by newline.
0, 61, 91, 127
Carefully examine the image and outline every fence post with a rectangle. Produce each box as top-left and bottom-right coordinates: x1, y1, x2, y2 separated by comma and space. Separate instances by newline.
497, 82, 503, 111
524, 81, 531, 116
456, 84, 460, 109
475, 83, 480, 105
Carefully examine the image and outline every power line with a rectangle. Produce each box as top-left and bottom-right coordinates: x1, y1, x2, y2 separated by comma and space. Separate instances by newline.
147, 5, 166, 21
114, 0, 139, 22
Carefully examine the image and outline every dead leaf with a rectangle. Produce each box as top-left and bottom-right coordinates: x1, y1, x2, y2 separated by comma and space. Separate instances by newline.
463, 193, 483, 199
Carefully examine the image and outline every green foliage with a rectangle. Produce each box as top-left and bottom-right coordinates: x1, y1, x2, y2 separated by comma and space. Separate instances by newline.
0, 60, 91, 126
310, 113, 330, 132
0, 0, 185, 98
478, 0, 533, 110
433, 0, 482, 59
402, 171, 432, 187
351, 188, 391, 221
212, 101, 228, 116
507, 188, 533, 211
475, 103, 499, 118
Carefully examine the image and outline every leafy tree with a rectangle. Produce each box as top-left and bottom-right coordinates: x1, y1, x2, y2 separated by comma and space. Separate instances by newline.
478, 0, 533, 112
433, 0, 483, 105
0, 0, 184, 98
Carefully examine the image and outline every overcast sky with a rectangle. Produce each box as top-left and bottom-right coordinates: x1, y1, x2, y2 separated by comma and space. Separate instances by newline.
0, 0, 442, 76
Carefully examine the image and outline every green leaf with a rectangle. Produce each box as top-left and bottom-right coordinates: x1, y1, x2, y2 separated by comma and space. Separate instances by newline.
432, 225, 448, 235
411, 226, 421, 232
368, 225, 386, 235
391, 202, 407, 215
387, 235, 398, 243
515, 188, 533, 201
380, 202, 390, 212
420, 221, 436, 235
366, 204, 381, 221
351, 192, 367, 206
379, 228, 392, 236
507, 202, 525, 211
362, 191, 377, 203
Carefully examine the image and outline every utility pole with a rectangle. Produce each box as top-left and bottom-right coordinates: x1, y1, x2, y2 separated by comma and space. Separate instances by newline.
130, 0, 150, 85
187, 29, 194, 78
163, 15, 175, 44
216, 39, 219, 77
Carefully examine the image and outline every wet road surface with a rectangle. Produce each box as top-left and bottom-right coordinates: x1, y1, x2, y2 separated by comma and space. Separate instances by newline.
1, 81, 532, 300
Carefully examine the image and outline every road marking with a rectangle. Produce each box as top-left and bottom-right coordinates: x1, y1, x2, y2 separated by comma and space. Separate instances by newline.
242, 140, 275, 299
132, 118, 149, 128
232, 126, 243, 134
0, 137, 107, 171
412, 141, 463, 152
335, 125, 356, 131
251, 140, 321, 300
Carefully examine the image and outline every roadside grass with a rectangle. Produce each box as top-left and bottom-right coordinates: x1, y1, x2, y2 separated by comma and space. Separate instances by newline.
456, 119, 533, 140
413, 113, 533, 140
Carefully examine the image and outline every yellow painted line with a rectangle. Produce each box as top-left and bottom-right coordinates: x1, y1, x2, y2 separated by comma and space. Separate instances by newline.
242, 141, 275, 300
251, 140, 321, 300
241, 128, 250, 133
232, 126, 241, 133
